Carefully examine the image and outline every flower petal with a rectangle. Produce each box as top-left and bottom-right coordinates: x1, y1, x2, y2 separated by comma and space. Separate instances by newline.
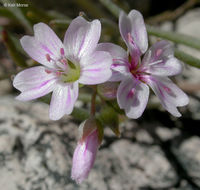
96, 43, 129, 81
96, 43, 128, 60
119, 10, 148, 55
49, 81, 78, 120
13, 66, 57, 101
147, 76, 189, 117
20, 23, 63, 68
78, 51, 112, 85
142, 40, 183, 76
64, 16, 101, 62
117, 76, 149, 119
13, 66, 56, 91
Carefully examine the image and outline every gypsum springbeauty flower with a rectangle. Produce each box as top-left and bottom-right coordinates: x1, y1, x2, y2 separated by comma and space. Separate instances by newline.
71, 118, 102, 184
97, 10, 189, 118
13, 16, 112, 120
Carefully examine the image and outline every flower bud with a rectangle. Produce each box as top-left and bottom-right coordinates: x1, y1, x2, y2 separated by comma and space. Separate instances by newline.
97, 82, 118, 100
71, 118, 103, 184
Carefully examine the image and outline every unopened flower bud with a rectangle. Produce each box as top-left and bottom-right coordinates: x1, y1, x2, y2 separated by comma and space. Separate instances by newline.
97, 82, 118, 100
71, 118, 103, 184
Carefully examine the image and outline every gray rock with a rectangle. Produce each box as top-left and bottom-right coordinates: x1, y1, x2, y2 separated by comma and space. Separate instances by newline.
172, 136, 200, 186
0, 96, 199, 190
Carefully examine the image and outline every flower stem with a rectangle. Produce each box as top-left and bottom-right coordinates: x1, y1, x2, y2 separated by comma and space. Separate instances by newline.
99, 0, 122, 18
146, 25, 200, 51
174, 49, 200, 68
90, 86, 97, 116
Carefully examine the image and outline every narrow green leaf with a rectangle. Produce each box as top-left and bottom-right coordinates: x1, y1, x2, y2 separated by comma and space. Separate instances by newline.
175, 49, 200, 68
0, 7, 16, 20
147, 25, 200, 51
49, 19, 71, 28
74, 0, 104, 18
0, 0, 32, 33
105, 100, 124, 115
71, 107, 90, 121
1, 29, 27, 67
99, 106, 120, 137
99, 0, 122, 18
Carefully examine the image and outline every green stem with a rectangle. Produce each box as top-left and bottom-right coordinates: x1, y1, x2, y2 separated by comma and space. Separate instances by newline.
174, 49, 200, 68
75, 0, 105, 18
147, 25, 200, 51
78, 93, 101, 104
1, 30, 27, 67
49, 19, 71, 28
90, 86, 97, 116
99, 0, 122, 18
0, 0, 32, 33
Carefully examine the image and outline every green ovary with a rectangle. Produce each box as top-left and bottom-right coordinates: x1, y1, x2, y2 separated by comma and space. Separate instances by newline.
61, 62, 80, 83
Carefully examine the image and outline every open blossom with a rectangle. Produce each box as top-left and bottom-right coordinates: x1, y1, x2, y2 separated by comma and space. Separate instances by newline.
97, 10, 189, 118
13, 16, 112, 120
71, 118, 101, 184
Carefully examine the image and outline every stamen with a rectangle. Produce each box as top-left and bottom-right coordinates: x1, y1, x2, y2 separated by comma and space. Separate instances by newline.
149, 60, 163, 66
60, 48, 65, 56
56, 71, 62, 76
46, 54, 51, 62
45, 69, 52, 74
60, 58, 68, 65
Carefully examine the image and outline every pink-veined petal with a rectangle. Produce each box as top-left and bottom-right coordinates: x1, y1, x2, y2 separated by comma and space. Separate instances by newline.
147, 76, 189, 117
141, 40, 183, 76
78, 51, 112, 85
96, 43, 129, 81
13, 66, 57, 101
119, 10, 148, 57
49, 81, 78, 120
119, 11, 131, 47
64, 16, 101, 62
20, 23, 63, 68
128, 10, 148, 53
13, 66, 56, 92
117, 75, 149, 119
96, 43, 128, 61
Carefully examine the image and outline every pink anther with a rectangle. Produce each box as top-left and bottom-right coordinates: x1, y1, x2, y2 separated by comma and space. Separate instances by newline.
60, 58, 68, 65
45, 69, 52, 74
46, 54, 51, 62
60, 48, 65, 56
56, 71, 62, 76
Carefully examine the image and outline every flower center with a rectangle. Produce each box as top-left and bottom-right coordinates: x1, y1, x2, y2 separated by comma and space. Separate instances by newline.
128, 56, 147, 83
61, 60, 80, 83
45, 48, 80, 83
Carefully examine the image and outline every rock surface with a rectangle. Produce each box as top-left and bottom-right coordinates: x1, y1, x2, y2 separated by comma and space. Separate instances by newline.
0, 96, 200, 190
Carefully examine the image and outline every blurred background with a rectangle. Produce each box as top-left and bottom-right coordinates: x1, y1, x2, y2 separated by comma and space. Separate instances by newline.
0, 0, 200, 189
